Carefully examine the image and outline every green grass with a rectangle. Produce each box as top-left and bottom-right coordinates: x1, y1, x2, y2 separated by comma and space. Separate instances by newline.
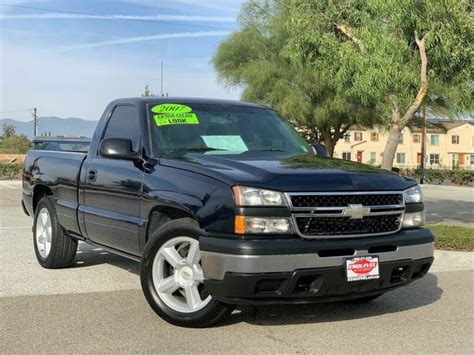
428, 224, 474, 251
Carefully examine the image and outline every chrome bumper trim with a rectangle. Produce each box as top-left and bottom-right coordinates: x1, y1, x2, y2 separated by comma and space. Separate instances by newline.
201, 242, 434, 280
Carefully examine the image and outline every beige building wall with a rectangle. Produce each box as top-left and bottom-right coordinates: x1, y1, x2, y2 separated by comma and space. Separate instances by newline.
333, 121, 474, 170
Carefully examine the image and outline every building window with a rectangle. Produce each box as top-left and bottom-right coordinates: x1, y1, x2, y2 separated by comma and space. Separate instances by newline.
342, 152, 351, 161
413, 134, 421, 143
471, 155, 474, 165
398, 133, 404, 144
429, 154, 440, 165
343, 132, 351, 143
452, 135, 459, 144
370, 152, 376, 163
396, 153, 406, 164
370, 132, 379, 141
354, 132, 363, 141
430, 135, 440, 146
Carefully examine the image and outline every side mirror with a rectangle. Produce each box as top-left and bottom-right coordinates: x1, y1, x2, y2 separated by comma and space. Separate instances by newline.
99, 138, 140, 161
310, 143, 329, 157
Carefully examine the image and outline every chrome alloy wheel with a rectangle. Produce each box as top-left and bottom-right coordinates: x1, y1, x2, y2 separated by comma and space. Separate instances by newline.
152, 236, 211, 313
36, 207, 52, 258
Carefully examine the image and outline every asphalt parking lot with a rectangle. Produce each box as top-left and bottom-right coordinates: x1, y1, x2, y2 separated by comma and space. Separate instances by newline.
1, 181, 473, 353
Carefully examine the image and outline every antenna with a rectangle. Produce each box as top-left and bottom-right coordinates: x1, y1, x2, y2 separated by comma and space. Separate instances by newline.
160, 61, 164, 97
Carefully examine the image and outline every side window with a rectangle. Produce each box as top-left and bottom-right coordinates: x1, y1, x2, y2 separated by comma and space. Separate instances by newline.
103, 105, 140, 152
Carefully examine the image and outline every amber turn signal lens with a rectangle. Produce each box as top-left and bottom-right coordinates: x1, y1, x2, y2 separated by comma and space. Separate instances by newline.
234, 215, 246, 234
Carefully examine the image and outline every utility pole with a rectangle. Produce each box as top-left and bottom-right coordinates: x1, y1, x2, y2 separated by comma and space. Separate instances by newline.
420, 106, 426, 184
160, 61, 164, 97
32, 107, 38, 138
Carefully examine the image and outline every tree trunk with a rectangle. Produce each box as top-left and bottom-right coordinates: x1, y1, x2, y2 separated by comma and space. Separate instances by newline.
324, 137, 336, 157
380, 31, 430, 170
381, 124, 402, 170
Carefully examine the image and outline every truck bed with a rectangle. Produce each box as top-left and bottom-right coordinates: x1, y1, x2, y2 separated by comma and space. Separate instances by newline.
23, 150, 87, 234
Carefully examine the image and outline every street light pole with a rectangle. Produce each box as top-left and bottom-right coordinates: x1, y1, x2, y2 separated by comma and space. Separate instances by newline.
160, 61, 164, 97
32, 107, 38, 138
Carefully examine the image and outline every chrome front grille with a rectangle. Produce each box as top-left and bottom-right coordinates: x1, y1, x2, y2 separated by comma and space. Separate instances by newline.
290, 193, 403, 208
286, 192, 405, 238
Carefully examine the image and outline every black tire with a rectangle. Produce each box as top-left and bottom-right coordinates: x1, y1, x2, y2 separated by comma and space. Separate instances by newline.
140, 218, 233, 328
343, 293, 383, 304
33, 196, 77, 268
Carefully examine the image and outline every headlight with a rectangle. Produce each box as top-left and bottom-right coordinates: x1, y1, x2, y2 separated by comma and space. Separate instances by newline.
233, 186, 286, 207
402, 211, 426, 228
235, 216, 291, 234
404, 185, 423, 204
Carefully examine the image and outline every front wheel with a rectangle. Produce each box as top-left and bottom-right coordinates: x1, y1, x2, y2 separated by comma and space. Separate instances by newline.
140, 219, 232, 327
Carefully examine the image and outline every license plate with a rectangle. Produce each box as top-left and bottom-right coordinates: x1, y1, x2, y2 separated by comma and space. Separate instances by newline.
346, 256, 380, 282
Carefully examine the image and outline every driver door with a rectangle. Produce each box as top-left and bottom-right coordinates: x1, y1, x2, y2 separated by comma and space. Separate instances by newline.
82, 105, 143, 255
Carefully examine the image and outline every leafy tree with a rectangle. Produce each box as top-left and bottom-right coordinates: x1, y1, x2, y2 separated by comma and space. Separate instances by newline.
284, 0, 473, 169
0, 135, 31, 153
212, 0, 381, 156
2, 123, 16, 138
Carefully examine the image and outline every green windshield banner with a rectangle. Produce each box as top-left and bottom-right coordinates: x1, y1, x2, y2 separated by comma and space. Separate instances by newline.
151, 104, 199, 126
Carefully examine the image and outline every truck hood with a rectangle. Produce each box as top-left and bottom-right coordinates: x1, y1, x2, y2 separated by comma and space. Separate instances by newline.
159, 153, 416, 192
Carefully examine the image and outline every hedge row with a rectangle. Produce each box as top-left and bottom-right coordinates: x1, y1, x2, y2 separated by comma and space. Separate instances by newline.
401, 168, 474, 186
0, 163, 21, 179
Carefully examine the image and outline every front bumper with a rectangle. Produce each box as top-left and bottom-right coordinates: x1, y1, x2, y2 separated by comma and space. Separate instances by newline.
200, 228, 434, 305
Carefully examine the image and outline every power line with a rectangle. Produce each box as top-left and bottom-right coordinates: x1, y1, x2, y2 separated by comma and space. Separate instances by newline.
0, 108, 34, 114
0, 3, 236, 31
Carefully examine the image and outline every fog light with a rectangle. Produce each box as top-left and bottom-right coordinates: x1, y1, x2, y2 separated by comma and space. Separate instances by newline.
402, 212, 425, 228
235, 216, 291, 234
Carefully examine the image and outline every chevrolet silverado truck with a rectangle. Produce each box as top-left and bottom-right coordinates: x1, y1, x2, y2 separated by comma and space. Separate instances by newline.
22, 97, 434, 327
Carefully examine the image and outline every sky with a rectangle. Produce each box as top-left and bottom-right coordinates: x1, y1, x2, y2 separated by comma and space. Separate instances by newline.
0, 0, 245, 121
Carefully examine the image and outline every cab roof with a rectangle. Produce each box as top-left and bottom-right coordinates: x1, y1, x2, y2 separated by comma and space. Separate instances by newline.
110, 97, 268, 109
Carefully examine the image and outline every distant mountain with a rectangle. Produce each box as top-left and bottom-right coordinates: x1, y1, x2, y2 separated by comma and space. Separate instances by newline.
0, 117, 98, 139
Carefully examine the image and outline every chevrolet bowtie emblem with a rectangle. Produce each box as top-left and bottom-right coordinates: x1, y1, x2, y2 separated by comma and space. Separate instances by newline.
342, 204, 371, 219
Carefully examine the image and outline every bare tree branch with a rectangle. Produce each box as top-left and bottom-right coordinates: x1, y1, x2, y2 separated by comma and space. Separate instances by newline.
334, 23, 365, 52
400, 30, 430, 126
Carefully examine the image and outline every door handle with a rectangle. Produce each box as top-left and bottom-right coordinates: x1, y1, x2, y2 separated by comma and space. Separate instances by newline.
87, 169, 97, 182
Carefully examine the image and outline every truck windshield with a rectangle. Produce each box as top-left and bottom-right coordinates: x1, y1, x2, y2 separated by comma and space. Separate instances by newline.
148, 103, 310, 157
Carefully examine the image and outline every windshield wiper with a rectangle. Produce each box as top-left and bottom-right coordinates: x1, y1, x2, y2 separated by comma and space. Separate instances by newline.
248, 149, 289, 152
167, 147, 226, 155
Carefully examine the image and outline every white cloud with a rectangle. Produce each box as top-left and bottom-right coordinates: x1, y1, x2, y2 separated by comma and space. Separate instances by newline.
119, 0, 245, 13
0, 13, 236, 22
0, 41, 240, 121
61, 30, 230, 51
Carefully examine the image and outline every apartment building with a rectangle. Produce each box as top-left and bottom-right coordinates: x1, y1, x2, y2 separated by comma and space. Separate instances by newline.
333, 120, 474, 170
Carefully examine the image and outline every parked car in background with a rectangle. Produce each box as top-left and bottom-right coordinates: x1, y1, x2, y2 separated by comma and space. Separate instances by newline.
33, 136, 90, 153
310, 143, 329, 157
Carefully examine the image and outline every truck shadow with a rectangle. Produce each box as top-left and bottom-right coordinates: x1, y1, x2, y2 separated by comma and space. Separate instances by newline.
73, 242, 140, 274
222, 273, 442, 326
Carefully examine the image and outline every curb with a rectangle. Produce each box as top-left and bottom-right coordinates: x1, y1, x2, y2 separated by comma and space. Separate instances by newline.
431, 249, 474, 272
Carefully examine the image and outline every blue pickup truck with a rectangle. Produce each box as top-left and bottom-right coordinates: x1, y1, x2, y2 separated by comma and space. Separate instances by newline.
22, 97, 434, 327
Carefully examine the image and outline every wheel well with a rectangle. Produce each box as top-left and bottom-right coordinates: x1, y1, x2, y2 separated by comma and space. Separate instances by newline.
33, 185, 53, 212
146, 206, 196, 241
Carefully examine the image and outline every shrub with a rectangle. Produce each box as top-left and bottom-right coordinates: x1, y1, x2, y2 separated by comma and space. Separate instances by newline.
0, 163, 21, 179
450, 169, 473, 186
402, 168, 473, 186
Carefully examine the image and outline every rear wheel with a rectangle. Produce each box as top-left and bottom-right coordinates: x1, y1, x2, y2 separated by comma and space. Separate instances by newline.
33, 196, 77, 268
141, 219, 232, 327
